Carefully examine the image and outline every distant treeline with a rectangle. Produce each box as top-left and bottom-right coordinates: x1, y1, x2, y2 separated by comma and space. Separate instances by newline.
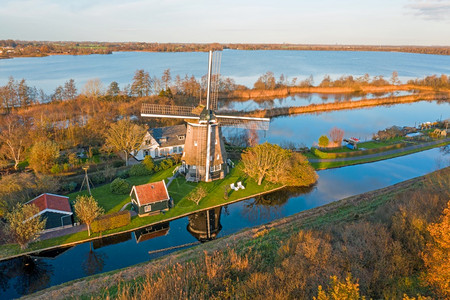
1, 40, 450, 57
1, 71, 449, 114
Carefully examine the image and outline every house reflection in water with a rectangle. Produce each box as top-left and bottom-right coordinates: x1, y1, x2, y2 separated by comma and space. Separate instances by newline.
187, 207, 222, 242
134, 222, 170, 243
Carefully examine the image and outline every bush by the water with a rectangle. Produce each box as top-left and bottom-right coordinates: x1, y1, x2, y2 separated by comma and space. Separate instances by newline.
91, 210, 131, 233
110, 178, 131, 194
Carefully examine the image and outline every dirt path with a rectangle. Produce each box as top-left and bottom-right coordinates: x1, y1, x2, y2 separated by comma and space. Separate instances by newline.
308, 138, 449, 163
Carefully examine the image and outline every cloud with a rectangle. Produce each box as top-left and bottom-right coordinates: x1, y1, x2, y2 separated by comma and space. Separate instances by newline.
406, 0, 450, 21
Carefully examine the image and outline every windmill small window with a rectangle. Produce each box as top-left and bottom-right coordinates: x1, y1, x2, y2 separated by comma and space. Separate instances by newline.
194, 141, 198, 146
215, 139, 217, 145
216, 154, 220, 160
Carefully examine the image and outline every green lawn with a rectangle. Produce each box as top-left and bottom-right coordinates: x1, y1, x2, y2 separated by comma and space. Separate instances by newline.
68, 166, 177, 213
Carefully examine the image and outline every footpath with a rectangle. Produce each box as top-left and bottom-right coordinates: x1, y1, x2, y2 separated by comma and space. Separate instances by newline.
308, 138, 449, 163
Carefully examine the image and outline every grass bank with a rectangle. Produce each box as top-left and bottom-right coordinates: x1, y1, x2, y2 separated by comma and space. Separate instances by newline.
310, 139, 449, 170
25, 167, 450, 300
0, 163, 282, 260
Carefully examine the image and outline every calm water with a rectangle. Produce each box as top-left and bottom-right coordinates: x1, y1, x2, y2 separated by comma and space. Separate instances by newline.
220, 100, 450, 147
218, 91, 414, 112
1, 50, 450, 93
1, 147, 448, 299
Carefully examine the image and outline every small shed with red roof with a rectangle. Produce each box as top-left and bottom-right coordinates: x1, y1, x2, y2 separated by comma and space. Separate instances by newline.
26, 193, 74, 229
130, 180, 171, 216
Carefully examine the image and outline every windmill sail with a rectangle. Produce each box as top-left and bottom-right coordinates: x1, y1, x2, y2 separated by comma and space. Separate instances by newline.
140, 50, 271, 182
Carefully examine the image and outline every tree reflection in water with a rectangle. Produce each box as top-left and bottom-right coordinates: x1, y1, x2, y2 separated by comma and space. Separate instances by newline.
82, 243, 107, 276
241, 185, 315, 223
0, 255, 54, 296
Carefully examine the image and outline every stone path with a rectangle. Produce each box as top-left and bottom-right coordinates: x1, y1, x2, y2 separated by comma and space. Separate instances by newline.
308, 138, 449, 163
38, 224, 87, 241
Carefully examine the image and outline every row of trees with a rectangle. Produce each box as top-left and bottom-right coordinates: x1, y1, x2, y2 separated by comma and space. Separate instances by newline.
2, 40, 449, 56
2, 70, 449, 111
253, 72, 405, 90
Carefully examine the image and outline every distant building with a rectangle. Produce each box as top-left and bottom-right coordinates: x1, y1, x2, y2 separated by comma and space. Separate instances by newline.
134, 124, 186, 160
25, 193, 73, 229
130, 180, 171, 216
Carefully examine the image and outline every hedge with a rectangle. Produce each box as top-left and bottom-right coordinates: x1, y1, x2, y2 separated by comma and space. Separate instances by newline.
311, 142, 407, 159
91, 210, 131, 233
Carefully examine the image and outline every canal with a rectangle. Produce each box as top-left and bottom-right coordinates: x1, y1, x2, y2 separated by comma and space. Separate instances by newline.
0, 146, 448, 299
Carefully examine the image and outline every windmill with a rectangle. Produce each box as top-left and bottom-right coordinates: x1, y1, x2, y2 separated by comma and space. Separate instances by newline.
141, 51, 270, 182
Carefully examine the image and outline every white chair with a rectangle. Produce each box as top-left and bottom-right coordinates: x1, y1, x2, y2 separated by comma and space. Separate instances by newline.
237, 182, 245, 190
230, 183, 239, 191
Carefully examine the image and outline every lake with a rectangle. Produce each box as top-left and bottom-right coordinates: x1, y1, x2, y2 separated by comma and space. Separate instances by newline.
1, 50, 450, 93
0, 50, 449, 298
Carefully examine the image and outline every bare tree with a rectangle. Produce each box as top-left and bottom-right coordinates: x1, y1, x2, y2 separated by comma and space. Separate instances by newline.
6, 203, 46, 249
329, 127, 344, 146
0, 114, 30, 170
186, 186, 207, 205
105, 118, 147, 166
74, 195, 104, 236
82, 78, 104, 98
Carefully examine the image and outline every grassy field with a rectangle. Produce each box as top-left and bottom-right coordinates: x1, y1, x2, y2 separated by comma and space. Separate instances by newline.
67, 167, 176, 214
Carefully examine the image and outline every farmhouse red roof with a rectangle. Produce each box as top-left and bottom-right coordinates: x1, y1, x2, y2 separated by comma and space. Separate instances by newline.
133, 181, 169, 206
28, 193, 72, 213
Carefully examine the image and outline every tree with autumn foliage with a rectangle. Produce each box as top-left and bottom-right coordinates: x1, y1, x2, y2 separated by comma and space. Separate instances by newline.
105, 118, 147, 166
314, 275, 365, 300
423, 200, 450, 298
73, 195, 104, 236
6, 203, 46, 249
241, 143, 317, 186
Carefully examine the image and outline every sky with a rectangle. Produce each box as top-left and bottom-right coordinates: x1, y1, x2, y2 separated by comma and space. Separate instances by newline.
0, 0, 449, 45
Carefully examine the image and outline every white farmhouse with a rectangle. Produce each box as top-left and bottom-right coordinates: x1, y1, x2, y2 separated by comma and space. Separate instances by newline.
134, 124, 186, 160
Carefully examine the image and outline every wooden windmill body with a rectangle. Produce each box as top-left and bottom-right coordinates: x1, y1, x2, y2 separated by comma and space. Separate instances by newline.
141, 51, 270, 182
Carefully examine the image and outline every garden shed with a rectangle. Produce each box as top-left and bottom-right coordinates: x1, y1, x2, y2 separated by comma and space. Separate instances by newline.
26, 193, 73, 229
130, 180, 171, 216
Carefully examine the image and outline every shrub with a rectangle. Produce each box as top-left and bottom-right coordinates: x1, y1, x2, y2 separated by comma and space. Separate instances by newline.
113, 160, 125, 168
90, 173, 106, 185
129, 163, 152, 177
117, 169, 130, 179
63, 181, 78, 192
318, 135, 329, 148
50, 164, 63, 174
142, 156, 155, 172
160, 158, 174, 170
91, 211, 131, 233
110, 178, 132, 194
